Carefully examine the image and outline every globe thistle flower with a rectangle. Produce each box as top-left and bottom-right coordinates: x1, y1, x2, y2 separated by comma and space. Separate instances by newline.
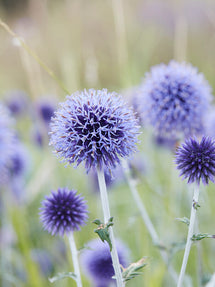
138, 61, 212, 139
50, 89, 140, 172
36, 98, 56, 126
0, 103, 15, 183
80, 238, 129, 287
40, 188, 88, 236
175, 136, 215, 185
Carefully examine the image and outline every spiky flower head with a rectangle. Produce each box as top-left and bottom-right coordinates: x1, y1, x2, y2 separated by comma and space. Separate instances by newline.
80, 238, 129, 287
0, 103, 15, 183
50, 89, 140, 172
175, 136, 215, 185
138, 61, 212, 139
40, 188, 88, 236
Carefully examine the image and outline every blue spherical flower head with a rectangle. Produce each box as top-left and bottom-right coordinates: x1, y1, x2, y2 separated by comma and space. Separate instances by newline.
139, 61, 212, 139
175, 136, 215, 185
50, 89, 140, 172
80, 238, 129, 287
40, 188, 88, 236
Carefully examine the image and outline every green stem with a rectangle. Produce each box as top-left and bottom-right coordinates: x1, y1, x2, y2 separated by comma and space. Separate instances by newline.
67, 232, 82, 287
177, 185, 200, 287
96, 167, 124, 287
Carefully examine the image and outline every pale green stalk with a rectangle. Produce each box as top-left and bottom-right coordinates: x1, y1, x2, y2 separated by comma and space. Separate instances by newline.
177, 185, 200, 287
67, 232, 82, 287
96, 167, 124, 287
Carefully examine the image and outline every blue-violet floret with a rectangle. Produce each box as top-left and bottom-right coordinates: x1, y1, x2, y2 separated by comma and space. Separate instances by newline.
40, 188, 88, 236
138, 61, 212, 139
49, 89, 140, 172
175, 136, 215, 185
80, 238, 129, 287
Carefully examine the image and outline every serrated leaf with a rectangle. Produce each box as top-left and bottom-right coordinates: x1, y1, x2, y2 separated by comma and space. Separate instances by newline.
119, 257, 147, 282
94, 226, 112, 251
93, 217, 114, 251
192, 233, 215, 241
176, 217, 190, 226
92, 219, 102, 225
48, 272, 77, 283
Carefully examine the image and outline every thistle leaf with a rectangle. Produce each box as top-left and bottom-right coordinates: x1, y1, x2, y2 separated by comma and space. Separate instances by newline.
93, 217, 114, 251
176, 217, 190, 226
120, 257, 148, 282
192, 233, 215, 241
48, 272, 77, 283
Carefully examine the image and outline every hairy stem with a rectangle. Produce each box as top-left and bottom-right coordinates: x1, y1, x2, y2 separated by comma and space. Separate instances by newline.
177, 185, 200, 287
96, 167, 124, 287
67, 232, 82, 287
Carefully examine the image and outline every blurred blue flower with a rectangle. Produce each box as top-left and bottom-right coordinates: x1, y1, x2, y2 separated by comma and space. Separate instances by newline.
175, 136, 215, 185
138, 61, 212, 139
40, 188, 88, 236
7, 141, 31, 201
154, 135, 177, 150
31, 249, 53, 276
0, 103, 15, 183
9, 142, 30, 177
4, 90, 29, 117
50, 89, 140, 172
36, 98, 56, 126
31, 127, 44, 148
80, 238, 129, 287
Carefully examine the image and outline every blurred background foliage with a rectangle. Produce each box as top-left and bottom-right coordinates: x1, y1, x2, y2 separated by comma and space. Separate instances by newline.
0, 0, 215, 286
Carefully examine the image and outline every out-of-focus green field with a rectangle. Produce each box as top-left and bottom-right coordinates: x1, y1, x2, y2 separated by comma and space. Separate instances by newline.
1, 0, 215, 286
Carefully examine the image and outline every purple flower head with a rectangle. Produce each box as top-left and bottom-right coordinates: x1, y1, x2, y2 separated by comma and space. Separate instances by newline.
4, 90, 29, 117
80, 238, 129, 287
9, 142, 30, 178
0, 103, 15, 183
175, 136, 215, 185
36, 98, 56, 125
50, 89, 140, 172
40, 188, 88, 236
138, 61, 212, 139
31, 127, 44, 148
